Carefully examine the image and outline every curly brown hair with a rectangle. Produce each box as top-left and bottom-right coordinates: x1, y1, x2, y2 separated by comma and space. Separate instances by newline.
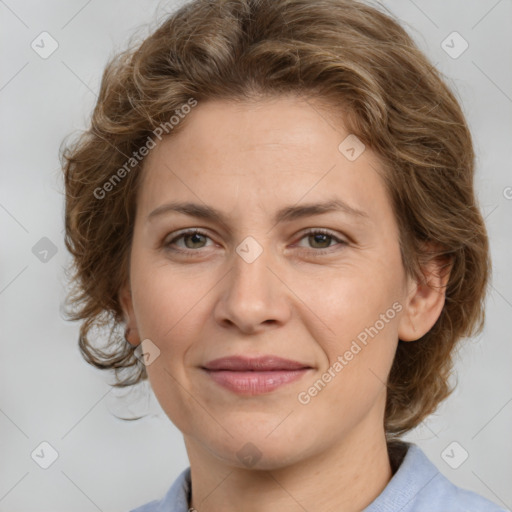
61, 0, 490, 437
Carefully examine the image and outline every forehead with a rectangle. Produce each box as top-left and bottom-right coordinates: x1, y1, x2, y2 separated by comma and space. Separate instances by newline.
137, 96, 391, 225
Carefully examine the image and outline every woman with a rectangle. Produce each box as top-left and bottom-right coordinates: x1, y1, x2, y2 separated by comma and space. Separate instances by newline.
61, 0, 506, 510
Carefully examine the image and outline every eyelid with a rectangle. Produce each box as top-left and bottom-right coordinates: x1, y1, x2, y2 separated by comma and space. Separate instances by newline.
295, 227, 347, 242
163, 228, 215, 247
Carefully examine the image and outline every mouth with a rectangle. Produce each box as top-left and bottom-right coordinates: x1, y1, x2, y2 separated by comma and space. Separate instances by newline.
201, 355, 313, 395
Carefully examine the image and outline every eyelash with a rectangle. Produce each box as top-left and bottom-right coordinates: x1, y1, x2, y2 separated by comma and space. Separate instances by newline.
163, 228, 348, 257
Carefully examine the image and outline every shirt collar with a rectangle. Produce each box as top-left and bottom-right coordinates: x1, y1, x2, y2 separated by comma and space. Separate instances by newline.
154, 466, 191, 512
362, 441, 440, 512
156, 442, 441, 512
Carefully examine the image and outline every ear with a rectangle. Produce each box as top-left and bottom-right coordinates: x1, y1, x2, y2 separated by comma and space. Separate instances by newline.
398, 250, 452, 342
119, 284, 141, 347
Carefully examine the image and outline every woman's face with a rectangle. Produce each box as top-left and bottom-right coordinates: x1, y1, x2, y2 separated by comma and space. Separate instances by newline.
122, 95, 417, 469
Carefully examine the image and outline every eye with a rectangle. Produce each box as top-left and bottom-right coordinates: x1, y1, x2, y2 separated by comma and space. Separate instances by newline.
164, 229, 214, 251
295, 229, 347, 253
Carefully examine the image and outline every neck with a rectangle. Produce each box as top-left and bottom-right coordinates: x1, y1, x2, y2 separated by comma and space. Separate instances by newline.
184, 409, 393, 512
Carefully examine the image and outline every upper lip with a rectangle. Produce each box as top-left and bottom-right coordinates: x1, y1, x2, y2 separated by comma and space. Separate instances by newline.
202, 355, 311, 371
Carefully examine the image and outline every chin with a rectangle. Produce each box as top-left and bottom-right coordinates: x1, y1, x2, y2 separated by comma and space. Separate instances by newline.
202, 430, 316, 471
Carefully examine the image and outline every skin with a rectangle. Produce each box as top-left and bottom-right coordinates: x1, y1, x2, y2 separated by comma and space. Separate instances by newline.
120, 95, 448, 512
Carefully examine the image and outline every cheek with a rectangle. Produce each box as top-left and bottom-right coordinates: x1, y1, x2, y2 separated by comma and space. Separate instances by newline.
129, 259, 213, 434
293, 257, 403, 407
289, 261, 402, 350
130, 251, 212, 340
296, 292, 400, 432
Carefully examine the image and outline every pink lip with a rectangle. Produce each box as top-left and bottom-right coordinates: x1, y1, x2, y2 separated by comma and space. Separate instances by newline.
202, 356, 312, 395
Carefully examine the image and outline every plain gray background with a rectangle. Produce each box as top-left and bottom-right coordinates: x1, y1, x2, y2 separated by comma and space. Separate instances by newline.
1, 0, 511, 510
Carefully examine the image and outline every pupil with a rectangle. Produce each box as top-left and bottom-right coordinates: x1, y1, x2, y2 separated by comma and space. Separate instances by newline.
187, 233, 204, 248
311, 233, 330, 248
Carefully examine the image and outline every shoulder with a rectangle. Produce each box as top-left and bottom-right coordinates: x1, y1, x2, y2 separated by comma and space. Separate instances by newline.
364, 442, 507, 512
410, 458, 506, 512
129, 467, 191, 512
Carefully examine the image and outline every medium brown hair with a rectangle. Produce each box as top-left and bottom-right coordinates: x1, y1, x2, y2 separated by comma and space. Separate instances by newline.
61, 0, 490, 437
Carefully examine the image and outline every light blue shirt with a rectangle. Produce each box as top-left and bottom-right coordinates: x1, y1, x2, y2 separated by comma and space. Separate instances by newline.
130, 442, 507, 512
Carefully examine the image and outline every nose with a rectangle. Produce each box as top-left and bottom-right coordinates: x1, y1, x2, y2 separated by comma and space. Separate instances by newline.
213, 239, 292, 334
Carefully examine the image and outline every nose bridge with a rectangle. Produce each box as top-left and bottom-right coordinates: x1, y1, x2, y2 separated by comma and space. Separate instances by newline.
214, 233, 290, 332
233, 234, 272, 293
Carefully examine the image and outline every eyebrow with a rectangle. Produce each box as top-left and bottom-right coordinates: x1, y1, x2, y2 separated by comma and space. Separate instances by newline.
147, 198, 369, 227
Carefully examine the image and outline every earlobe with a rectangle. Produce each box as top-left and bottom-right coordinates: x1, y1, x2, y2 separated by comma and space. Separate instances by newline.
119, 285, 141, 347
398, 255, 451, 342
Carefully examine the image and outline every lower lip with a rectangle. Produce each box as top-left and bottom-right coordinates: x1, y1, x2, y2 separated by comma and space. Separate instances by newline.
204, 369, 310, 395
